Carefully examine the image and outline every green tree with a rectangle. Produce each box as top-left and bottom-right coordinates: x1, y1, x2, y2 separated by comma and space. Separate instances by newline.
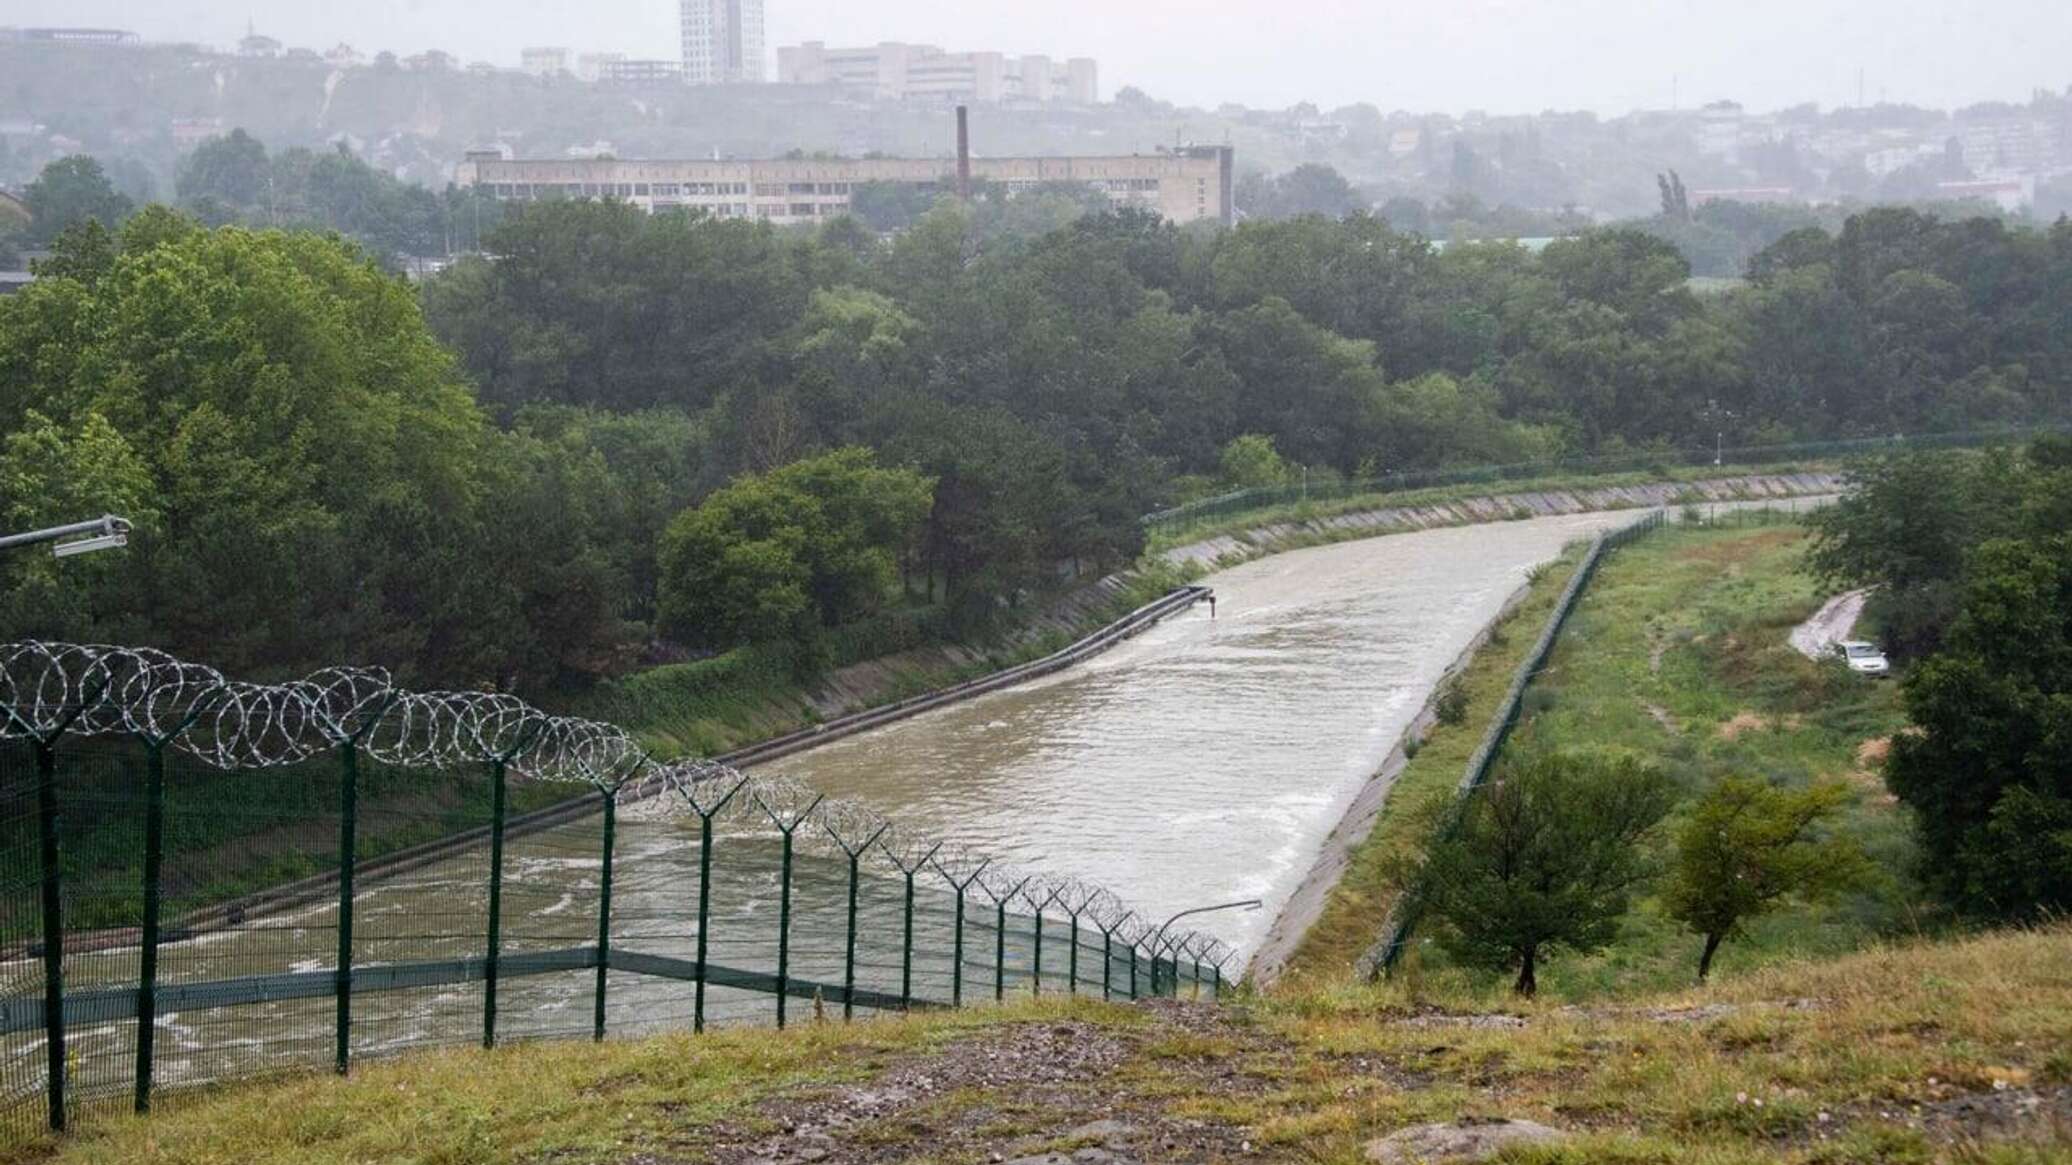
0, 223, 517, 685
0, 410, 158, 639
22, 155, 133, 243
1245, 163, 1364, 220
1886, 534, 2072, 920
176, 129, 272, 209
848, 180, 942, 233
1420, 752, 1675, 996
1209, 296, 1385, 472
1217, 434, 1291, 488
1665, 778, 1869, 981
655, 448, 932, 654
1805, 449, 2028, 656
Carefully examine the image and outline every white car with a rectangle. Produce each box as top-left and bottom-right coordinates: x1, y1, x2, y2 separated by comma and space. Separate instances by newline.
1835, 641, 1890, 677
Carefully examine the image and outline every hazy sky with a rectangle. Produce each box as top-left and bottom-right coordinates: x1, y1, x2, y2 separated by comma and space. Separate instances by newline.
12, 0, 2067, 115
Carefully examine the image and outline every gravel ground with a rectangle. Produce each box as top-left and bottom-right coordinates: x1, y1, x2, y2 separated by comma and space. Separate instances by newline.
698, 1002, 1275, 1165
635, 995, 2066, 1165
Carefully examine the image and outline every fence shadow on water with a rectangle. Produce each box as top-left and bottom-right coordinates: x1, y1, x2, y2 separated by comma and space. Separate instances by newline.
0, 647, 1228, 1144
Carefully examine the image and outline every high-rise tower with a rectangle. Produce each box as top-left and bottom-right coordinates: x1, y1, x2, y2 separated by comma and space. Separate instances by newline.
681, 0, 765, 84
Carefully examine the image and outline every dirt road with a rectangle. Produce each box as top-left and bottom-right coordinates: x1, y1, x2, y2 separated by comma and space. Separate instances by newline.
1790, 589, 1869, 659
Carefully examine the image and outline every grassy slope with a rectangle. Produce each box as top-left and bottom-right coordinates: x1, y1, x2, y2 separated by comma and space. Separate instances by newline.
1144, 459, 1841, 554
1434, 520, 1914, 998
577, 564, 1190, 759
1390, 520, 1918, 1002
1285, 519, 1919, 995
21, 925, 2071, 1164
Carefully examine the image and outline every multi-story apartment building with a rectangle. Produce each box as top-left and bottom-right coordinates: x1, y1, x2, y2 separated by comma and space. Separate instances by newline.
777, 41, 1098, 104
519, 47, 570, 77
1953, 117, 2060, 177
456, 146, 1234, 226
681, 0, 766, 84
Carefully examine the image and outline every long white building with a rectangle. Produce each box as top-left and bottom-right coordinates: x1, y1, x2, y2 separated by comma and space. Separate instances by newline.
681, 0, 765, 84
455, 147, 1236, 227
778, 41, 1097, 105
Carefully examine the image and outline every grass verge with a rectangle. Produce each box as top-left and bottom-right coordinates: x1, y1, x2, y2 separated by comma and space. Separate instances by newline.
1393, 521, 1920, 1000
576, 561, 1194, 758
18, 924, 2069, 1164
1144, 459, 1842, 555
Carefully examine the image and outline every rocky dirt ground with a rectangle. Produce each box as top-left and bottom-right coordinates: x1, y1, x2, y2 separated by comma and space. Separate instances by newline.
696, 1002, 1275, 1165
639, 995, 2072, 1165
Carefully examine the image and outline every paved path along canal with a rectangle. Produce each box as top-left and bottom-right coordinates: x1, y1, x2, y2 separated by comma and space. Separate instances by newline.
758, 510, 1640, 962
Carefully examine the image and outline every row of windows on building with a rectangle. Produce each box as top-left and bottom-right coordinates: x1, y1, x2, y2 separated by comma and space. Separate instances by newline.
484, 179, 1168, 197
484, 181, 754, 198
478, 176, 1170, 204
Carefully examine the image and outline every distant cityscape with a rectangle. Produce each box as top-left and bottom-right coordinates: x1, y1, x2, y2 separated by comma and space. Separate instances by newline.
1, 10, 1100, 106
0, 19, 2067, 224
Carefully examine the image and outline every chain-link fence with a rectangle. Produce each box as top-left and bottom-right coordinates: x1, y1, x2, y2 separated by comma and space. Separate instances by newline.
0, 645, 1229, 1144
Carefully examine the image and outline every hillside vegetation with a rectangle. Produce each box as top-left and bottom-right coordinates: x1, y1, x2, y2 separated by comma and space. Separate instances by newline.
7, 191, 2068, 707
1399, 519, 1918, 999
18, 925, 2068, 1164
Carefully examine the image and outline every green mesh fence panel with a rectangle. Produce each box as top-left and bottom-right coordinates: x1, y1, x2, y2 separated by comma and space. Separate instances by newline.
0, 643, 1217, 1146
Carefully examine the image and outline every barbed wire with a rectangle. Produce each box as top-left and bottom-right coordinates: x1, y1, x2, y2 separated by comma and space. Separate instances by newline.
0, 640, 1235, 977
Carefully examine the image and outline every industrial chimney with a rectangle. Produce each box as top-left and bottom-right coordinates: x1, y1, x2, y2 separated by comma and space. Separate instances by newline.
956, 105, 972, 200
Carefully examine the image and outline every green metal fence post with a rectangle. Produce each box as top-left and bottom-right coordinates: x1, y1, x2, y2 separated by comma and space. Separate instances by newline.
831, 821, 888, 1022
899, 870, 916, 1010
692, 779, 746, 1035
950, 889, 966, 1007
1128, 942, 1139, 1000
1101, 930, 1113, 1000
133, 741, 168, 1113
936, 858, 987, 1010
762, 790, 821, 1031
33, 739, 65, 1132
989, 875, 1029, 1002
333, 737, 360, 1075
483, 757, 509, 1049
993, 898, 1009, 1002
775, 825, 797, 1029
842, 851, 862, 1021
1067, 917, 1079, 996
1031, 911, 1045, 997
593, 785, 616, 1042
326, 690, 396, 1078
694, 811, 716, 1033
132, 693, 212, 1116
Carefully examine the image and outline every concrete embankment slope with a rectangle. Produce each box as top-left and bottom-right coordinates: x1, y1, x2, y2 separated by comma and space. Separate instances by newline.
802, 572, 1156, 721
1162, 472, 1840, 571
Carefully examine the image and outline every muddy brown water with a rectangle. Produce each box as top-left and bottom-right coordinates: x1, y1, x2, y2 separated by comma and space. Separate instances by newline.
757, 511, 1644, 957
9, 509, 1674, 1119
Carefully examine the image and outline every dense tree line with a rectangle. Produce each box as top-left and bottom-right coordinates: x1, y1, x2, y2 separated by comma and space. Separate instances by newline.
1808, 439, 2072, 921
1417, 751, 1865, 995
172, 131, 506, 262
429, 195, 2072, 549
4, 188, 2070, 700
4, 142, 502, 269
0, 215, 683, 691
